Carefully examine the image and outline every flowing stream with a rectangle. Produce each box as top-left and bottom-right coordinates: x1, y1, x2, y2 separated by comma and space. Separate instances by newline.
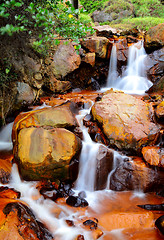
104, 40, 153, 94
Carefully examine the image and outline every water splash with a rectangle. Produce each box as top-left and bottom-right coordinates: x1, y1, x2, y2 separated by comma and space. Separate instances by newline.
104, 40, 153, 94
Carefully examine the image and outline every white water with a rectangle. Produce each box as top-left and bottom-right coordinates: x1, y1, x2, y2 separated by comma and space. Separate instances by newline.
0, 122, 14, 151
75, 103, 101, 191
104, 40, 153, 94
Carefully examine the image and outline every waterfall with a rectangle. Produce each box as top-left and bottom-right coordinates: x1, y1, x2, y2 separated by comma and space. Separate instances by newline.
106, 43, 118, 88
0, 122, 14, 151
75, 104, 101, 191
105, 40, 153, 94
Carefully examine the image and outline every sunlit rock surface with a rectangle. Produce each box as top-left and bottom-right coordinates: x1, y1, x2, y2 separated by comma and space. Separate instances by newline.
91, 91, 159, 152
109, 156, 164, 192
14, 127, 81, 181
142, 146, 164, 168
81, 36, 109, 58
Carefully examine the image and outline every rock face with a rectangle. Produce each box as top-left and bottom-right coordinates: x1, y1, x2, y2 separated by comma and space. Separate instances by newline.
51, 42, 81, 79
145, 23, 164, 52
16, 127, 81, 180
142, 146, 164, 168
109, 157, 164, 192
91, 91, 159, 152
81, 37, 109, 58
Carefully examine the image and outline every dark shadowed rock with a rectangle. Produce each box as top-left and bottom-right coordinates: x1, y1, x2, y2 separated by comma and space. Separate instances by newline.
109, 157, 164, 192
66, 196, 88, 207
155, 215, 164, 235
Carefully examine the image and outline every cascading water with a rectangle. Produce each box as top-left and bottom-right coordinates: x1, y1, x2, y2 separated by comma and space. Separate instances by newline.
75, 103, 101, 192
0, 122, 14, 151
105, 40, 153, 94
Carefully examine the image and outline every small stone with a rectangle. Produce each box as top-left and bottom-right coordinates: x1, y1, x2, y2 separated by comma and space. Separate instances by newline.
66, 196, 88, 208
155, 215, 164, 235
83, 219, 98, 230
34, 72, 42, 81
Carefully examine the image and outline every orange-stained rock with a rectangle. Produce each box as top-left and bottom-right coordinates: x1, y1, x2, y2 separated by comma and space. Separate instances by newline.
82, 52, 96, 66
81, 37, 109, 58
51, 42, 81, 79
110, 156, 164, 192
12, 102, 78, 137
14, 127, 81, 181
142, 146, 164, 168
91, 91, 159, 152
0, 153, 13, 184
145, 23, 164, 52
155, 100, 164, 118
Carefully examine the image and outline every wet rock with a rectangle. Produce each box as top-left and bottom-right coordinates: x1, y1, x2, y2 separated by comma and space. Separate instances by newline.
81, 37, 109, 59
147, 75, 164, 93
109, 156, 164, 192
145, 23, 164, 53
83, 219, 98, 230
142, 146, 164, 168
91, 91, 159, 153
66, 196, 88, 207
1, 202, 53, 240
77, 235, 85, 240
95, 145, 113, 190
0, 186, 20, 199
78, 191, 87, 199
12, 101, 78, 140
155, 101, 164, 118
0, 153, 13, 184
155, 215, 164, 235
138, 204, 164, 211
51, 42, 81, 79
65, 219, 75, 227
14, 127, 81, 181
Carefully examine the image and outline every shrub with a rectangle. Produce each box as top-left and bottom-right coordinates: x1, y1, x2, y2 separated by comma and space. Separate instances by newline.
80, 0, 108, 13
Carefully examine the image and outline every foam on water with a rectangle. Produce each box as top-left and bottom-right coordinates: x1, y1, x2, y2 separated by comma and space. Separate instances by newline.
0, 122, 14, 151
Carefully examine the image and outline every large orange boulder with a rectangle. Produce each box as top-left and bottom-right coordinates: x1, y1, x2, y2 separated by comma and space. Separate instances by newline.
142, 146, 164, 168
91, 91, 159, 152
14, 127, 81, 181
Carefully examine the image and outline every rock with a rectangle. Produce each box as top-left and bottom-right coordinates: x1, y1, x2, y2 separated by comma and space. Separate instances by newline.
12, 101, 78, 137
109, 156, 164, 192
15, 127, 81, 181
93, 25, 117, 38
146, 47, 164, 83
142, 146, 164, 168
66, 196, 88, 207
138, 204, 164, 211
155, 215, 164, 235
145, 23, 164, 52
83, 219, 98, 230
147, 76, 164, 93
0, 153, 13, 184
51, 42, 81, 79
82, 52, 96, 67
16, 82, 36, 107
1, 202, 53, 240
155, 101, 164, 118
81, 37, 109, 58
92, 10, 113, 23
44, 78, 71, 93
91, 91, 159, 152
95, 145, 113, 190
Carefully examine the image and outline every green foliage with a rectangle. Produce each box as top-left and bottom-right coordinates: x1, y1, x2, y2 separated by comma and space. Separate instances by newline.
109, 17, 164, 31
80, 0, 108, 13
131, 0, 164, 17
105, 0, 132, 14
0, 0, 94, 54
